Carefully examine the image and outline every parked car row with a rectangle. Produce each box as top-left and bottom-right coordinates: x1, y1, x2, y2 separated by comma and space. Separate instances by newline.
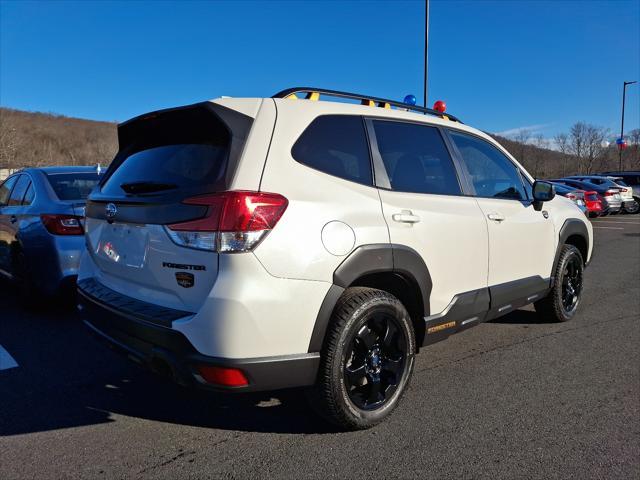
0, 166, 101, 300
548, 174, 640, 217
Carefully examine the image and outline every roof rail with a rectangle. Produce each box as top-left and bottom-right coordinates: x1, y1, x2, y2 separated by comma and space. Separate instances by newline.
272, 87, 462, 123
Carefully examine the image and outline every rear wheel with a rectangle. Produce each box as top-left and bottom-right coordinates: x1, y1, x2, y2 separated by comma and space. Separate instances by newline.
623, 201, 639, 214
535, 244, 584, 322
307, 287, 415, 430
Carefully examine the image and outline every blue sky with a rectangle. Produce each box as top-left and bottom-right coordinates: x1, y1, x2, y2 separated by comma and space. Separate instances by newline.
1, 0, 638, 140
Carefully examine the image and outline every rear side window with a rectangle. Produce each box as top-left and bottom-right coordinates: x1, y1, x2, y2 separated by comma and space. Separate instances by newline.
46, 173, 100, 200
372, 121, 461, 195
292, 115, 372, 185
8, 175, 30, 206
0, 176, 18, 206
449, 131, 526, 200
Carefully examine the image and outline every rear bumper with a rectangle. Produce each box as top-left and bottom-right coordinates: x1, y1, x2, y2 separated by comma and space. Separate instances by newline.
78, 286, 320, 392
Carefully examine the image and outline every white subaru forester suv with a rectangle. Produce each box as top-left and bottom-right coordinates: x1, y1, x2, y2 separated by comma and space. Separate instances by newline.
78, 88, 593, 430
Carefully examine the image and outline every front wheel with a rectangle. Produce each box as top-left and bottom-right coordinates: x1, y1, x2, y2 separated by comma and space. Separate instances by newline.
307, 287, 416, 430
535, 244, 584, 322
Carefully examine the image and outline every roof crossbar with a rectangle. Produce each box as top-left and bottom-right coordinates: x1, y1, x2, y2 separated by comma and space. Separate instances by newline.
272, 87, 462, 123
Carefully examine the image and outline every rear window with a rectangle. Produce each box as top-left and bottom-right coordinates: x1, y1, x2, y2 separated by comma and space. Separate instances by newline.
101, 144, 229, 196
291, 115, 372, 186
46, 173, 100, 200
586, 192, 599, 201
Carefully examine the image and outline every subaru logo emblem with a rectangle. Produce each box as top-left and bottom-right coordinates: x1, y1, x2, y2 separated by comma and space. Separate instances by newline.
105, 203, 117, 220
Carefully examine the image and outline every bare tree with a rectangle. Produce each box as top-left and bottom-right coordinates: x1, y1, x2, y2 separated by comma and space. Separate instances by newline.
511, 129, 531, 164
531, 134, 548, 178
554, 133, 569, 177
568, 122, 609, 174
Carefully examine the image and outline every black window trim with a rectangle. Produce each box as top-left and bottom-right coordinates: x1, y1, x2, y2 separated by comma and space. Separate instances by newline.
290, 114, 377, 188
364, 117, 471, 197
442, 127, 535, 204
20, 174, 36, 206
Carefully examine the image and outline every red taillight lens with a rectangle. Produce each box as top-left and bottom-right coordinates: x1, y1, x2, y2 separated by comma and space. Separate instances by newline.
604, 190, 617, 197
566, 193, 577, 201
165, 191, 288, 252
197, 365, 249, 387
219, 192, 288, 232
41, 214, 84, 235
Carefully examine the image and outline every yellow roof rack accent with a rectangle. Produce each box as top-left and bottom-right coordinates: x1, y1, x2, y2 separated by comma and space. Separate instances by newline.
272, 88, 463, 123
305, 92, 320, 101
285, 93, 298, 100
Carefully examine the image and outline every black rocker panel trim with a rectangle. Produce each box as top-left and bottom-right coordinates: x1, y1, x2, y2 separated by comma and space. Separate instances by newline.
309, 244, 432, 353
485, 275, 550, 321
422, 287, 490, 346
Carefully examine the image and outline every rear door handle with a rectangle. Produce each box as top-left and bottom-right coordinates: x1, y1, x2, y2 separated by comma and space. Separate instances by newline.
487, 213, 505, 222
392, 210, 421, 224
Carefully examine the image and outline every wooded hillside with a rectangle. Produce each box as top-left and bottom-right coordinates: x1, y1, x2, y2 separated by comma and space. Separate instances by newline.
1, 106, 637, 178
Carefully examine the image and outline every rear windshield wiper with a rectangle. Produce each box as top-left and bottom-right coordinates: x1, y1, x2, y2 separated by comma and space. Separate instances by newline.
120, 181, 178, 194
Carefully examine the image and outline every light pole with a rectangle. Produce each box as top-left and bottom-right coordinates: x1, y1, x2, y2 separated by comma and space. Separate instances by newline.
619, 80, 637, 170
423, 0, 429, 108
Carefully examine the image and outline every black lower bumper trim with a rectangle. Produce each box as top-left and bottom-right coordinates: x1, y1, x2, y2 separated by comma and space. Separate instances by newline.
79, 289, 320, 392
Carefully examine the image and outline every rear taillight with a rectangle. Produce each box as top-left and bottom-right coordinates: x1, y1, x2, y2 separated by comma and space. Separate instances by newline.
566, 193, 577, 201
604, 189, 618, 197
41, 214, 84, 235
165, 191, 288, 253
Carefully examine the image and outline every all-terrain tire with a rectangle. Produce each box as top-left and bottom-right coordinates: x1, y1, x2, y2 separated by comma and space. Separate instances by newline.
307, 287, 416, 430
535, 244, 584, 322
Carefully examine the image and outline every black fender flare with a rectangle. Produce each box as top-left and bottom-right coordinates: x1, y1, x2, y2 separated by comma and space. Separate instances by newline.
307, 244, 432, 352
551, 219, 590, 285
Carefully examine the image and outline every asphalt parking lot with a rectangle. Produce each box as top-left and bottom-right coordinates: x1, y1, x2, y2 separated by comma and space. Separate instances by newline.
1, 216, 639, 479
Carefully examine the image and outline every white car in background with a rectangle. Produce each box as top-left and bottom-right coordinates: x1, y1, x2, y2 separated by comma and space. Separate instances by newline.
77, 87, 593, 430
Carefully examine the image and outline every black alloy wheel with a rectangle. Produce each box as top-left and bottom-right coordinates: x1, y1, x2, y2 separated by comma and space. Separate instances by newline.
561, 254, 583, 315
343, 314, 408, 410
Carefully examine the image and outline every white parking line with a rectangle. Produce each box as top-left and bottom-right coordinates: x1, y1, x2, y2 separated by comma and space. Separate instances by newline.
0, 344, 19, 371
593, 226, 624, 230
592, 221, 640, 225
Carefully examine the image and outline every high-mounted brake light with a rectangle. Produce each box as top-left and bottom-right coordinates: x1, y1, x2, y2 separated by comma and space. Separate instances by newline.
41, 214, 84, 235
165, 191, 288, 253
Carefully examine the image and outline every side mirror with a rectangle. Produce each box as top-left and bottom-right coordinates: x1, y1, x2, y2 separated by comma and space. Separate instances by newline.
532, 181, 555, 211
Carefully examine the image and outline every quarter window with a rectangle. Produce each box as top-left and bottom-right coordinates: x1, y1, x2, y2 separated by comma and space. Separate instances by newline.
22, 183, 35, 205
449, 131, 527, 200
372, 121, 461, 195
292, 115, 373, 186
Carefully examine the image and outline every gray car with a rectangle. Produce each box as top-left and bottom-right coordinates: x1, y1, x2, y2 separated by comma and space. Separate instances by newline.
0, 166, 101, 300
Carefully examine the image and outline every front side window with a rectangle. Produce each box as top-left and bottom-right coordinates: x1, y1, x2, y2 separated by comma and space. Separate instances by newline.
292, 115, 372, 185
449, 131, 526, 200
0, 176, 18, 206
8, 175, 30, 206
372, 120, 461, 195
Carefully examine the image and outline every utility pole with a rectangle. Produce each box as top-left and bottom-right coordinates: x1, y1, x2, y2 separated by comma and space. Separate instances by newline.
423, 0, 429, 108
619, 80, 637, 170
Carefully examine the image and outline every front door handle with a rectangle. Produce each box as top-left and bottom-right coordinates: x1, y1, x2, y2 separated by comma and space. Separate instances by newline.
10, 215, 17, 224
487, 213, 505, 222
392, 210, 421, 224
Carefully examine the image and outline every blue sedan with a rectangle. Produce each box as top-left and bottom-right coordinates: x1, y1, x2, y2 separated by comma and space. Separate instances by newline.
0, 166, 101, 300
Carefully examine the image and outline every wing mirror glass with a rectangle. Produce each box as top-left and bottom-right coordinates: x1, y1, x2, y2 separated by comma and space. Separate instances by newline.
532, 181, 555, 210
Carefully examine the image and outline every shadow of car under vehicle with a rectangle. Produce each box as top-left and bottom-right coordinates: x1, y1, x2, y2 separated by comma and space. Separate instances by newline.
1, 281, 547, 437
